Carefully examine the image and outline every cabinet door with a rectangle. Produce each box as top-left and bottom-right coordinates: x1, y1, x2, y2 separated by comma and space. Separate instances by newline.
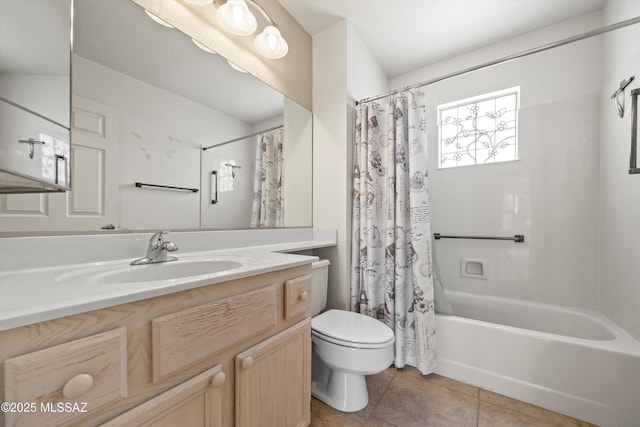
235, 319, 311, 427
100, 365, 225, 427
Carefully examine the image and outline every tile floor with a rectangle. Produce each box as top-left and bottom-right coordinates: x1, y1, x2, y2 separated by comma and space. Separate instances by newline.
310, 367, 597, 427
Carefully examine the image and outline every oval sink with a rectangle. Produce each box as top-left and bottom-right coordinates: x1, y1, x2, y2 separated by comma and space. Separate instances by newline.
56, 256, 250, 285
96, 259, 244, 284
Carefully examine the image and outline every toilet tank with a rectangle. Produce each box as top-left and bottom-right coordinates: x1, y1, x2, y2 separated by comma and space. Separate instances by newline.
311, 259, 330, 316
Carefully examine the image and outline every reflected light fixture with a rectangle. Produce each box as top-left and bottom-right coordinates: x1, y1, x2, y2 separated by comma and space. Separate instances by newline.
227, 60, 248, 73
192, 38, 217, 54
144, 10, 175, 28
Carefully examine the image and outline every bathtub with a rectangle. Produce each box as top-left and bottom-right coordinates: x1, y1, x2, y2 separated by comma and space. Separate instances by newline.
434, 290, 640, 427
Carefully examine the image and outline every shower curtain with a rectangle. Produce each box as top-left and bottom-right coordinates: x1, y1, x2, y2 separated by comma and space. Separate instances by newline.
351, 89, 437, 374
251, 128, 284, 227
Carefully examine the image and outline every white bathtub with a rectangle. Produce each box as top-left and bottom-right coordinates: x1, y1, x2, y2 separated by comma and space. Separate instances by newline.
435, 290, 640, 427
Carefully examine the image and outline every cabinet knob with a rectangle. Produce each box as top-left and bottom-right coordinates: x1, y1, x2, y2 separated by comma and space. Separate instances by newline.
211, 371, 226, 388
62, 373, 94, 399
299, 291, 309, 301
241, 356, 253, 370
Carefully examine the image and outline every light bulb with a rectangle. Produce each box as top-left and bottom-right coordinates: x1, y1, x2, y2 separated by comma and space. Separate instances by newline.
254, 26, 288, 59
216, 0, 257, 36
232, 4, 243, 25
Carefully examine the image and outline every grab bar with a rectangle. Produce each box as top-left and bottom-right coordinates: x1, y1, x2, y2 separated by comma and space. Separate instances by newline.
135, 182, 199, 193
434, 233, 525, 243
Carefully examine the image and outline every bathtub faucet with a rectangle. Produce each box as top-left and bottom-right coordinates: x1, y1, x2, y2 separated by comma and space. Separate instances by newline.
131, 230, 179, 265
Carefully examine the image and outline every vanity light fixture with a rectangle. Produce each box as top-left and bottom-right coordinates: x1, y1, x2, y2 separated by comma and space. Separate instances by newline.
144, 10, 175, 28
188, 0, 289, 59
216, 0, 257, 36
183, 0, 214, 5
254, 25, 288, 59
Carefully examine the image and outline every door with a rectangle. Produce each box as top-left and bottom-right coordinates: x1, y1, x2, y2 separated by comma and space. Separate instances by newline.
235, 319, 311, 427
0, 96, 119, 231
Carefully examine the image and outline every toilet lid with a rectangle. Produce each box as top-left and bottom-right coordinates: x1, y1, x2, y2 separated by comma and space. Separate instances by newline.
312, 309, 394, 345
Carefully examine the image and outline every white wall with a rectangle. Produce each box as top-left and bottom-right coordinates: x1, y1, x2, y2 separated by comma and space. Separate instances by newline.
383, 14, 604, 310
599, 1, 640, 340
313, 21, 387, 310
73, 55, 252, 230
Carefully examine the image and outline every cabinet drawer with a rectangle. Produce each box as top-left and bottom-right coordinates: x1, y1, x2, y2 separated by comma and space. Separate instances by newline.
3, 328, 127, 427
284, 275, 312, 320
152, 285, 277, 382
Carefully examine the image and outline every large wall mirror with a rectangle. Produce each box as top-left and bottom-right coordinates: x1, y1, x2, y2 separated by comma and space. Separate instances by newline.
0, 0, 312, 232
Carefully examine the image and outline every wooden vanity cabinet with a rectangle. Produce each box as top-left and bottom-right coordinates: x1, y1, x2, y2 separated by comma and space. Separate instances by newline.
100, 364, 226, 427
0, 265, 312, 427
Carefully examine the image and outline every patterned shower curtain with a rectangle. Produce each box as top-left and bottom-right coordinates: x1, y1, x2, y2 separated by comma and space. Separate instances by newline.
351, 89, 437, 374
251, 128, 284, 227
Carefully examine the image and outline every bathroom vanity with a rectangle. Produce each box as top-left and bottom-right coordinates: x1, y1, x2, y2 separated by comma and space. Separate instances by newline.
0, 261, 313, 427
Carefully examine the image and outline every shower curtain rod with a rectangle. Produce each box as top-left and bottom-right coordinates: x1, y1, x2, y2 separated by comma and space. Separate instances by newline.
355, 16, 640, 106
202, 124, 284, 151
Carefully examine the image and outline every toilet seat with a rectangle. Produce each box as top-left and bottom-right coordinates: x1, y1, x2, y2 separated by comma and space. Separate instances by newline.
312, 309, 394, 349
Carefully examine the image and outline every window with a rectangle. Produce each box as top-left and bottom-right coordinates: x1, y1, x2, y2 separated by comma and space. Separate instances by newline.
438, 87, 519, 168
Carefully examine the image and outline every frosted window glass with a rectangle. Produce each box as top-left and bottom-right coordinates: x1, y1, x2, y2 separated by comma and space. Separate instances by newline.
438, 88, 519, 168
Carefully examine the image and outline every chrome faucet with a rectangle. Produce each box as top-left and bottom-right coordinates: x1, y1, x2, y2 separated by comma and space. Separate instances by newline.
131, 230, 178, 265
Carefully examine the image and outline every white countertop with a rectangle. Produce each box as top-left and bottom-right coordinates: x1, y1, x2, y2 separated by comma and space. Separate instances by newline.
0, 228, 336, 331
0, 248, 317, 332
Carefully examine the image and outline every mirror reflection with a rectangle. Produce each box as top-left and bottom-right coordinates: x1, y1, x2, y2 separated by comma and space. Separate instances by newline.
0, 0, 312, 232
0, 0, 71, 193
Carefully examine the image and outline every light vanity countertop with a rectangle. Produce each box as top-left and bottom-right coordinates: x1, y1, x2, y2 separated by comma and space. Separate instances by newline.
0, 228, 336, 332
0, 248, 317, 332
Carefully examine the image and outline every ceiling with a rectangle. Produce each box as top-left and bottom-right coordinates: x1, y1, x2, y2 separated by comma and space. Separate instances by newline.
277, 0, 607, 77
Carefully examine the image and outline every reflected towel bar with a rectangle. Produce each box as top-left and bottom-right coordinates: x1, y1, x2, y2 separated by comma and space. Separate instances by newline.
135, 182, 199, 193
630, 88, 639, 175
434, 233, 525, 243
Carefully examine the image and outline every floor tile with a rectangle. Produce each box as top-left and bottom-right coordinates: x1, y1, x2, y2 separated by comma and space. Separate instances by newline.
421, 372, 479, 398
310, 367, 597, 427
362, 366, 397, 414
364, 415, 397, 427
478, 400, 553, 427
479, 389, 596, 426
371, 368, 478, 427
310, 398, 368, 427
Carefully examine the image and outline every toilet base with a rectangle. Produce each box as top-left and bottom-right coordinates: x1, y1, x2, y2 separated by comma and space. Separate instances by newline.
311, 368, 369, 412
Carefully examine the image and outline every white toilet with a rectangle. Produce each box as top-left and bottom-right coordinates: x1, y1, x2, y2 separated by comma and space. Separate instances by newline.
310, 259, 394, 412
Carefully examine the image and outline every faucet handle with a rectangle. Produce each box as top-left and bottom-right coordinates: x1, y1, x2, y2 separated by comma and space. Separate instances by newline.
163, 242, 178, 252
